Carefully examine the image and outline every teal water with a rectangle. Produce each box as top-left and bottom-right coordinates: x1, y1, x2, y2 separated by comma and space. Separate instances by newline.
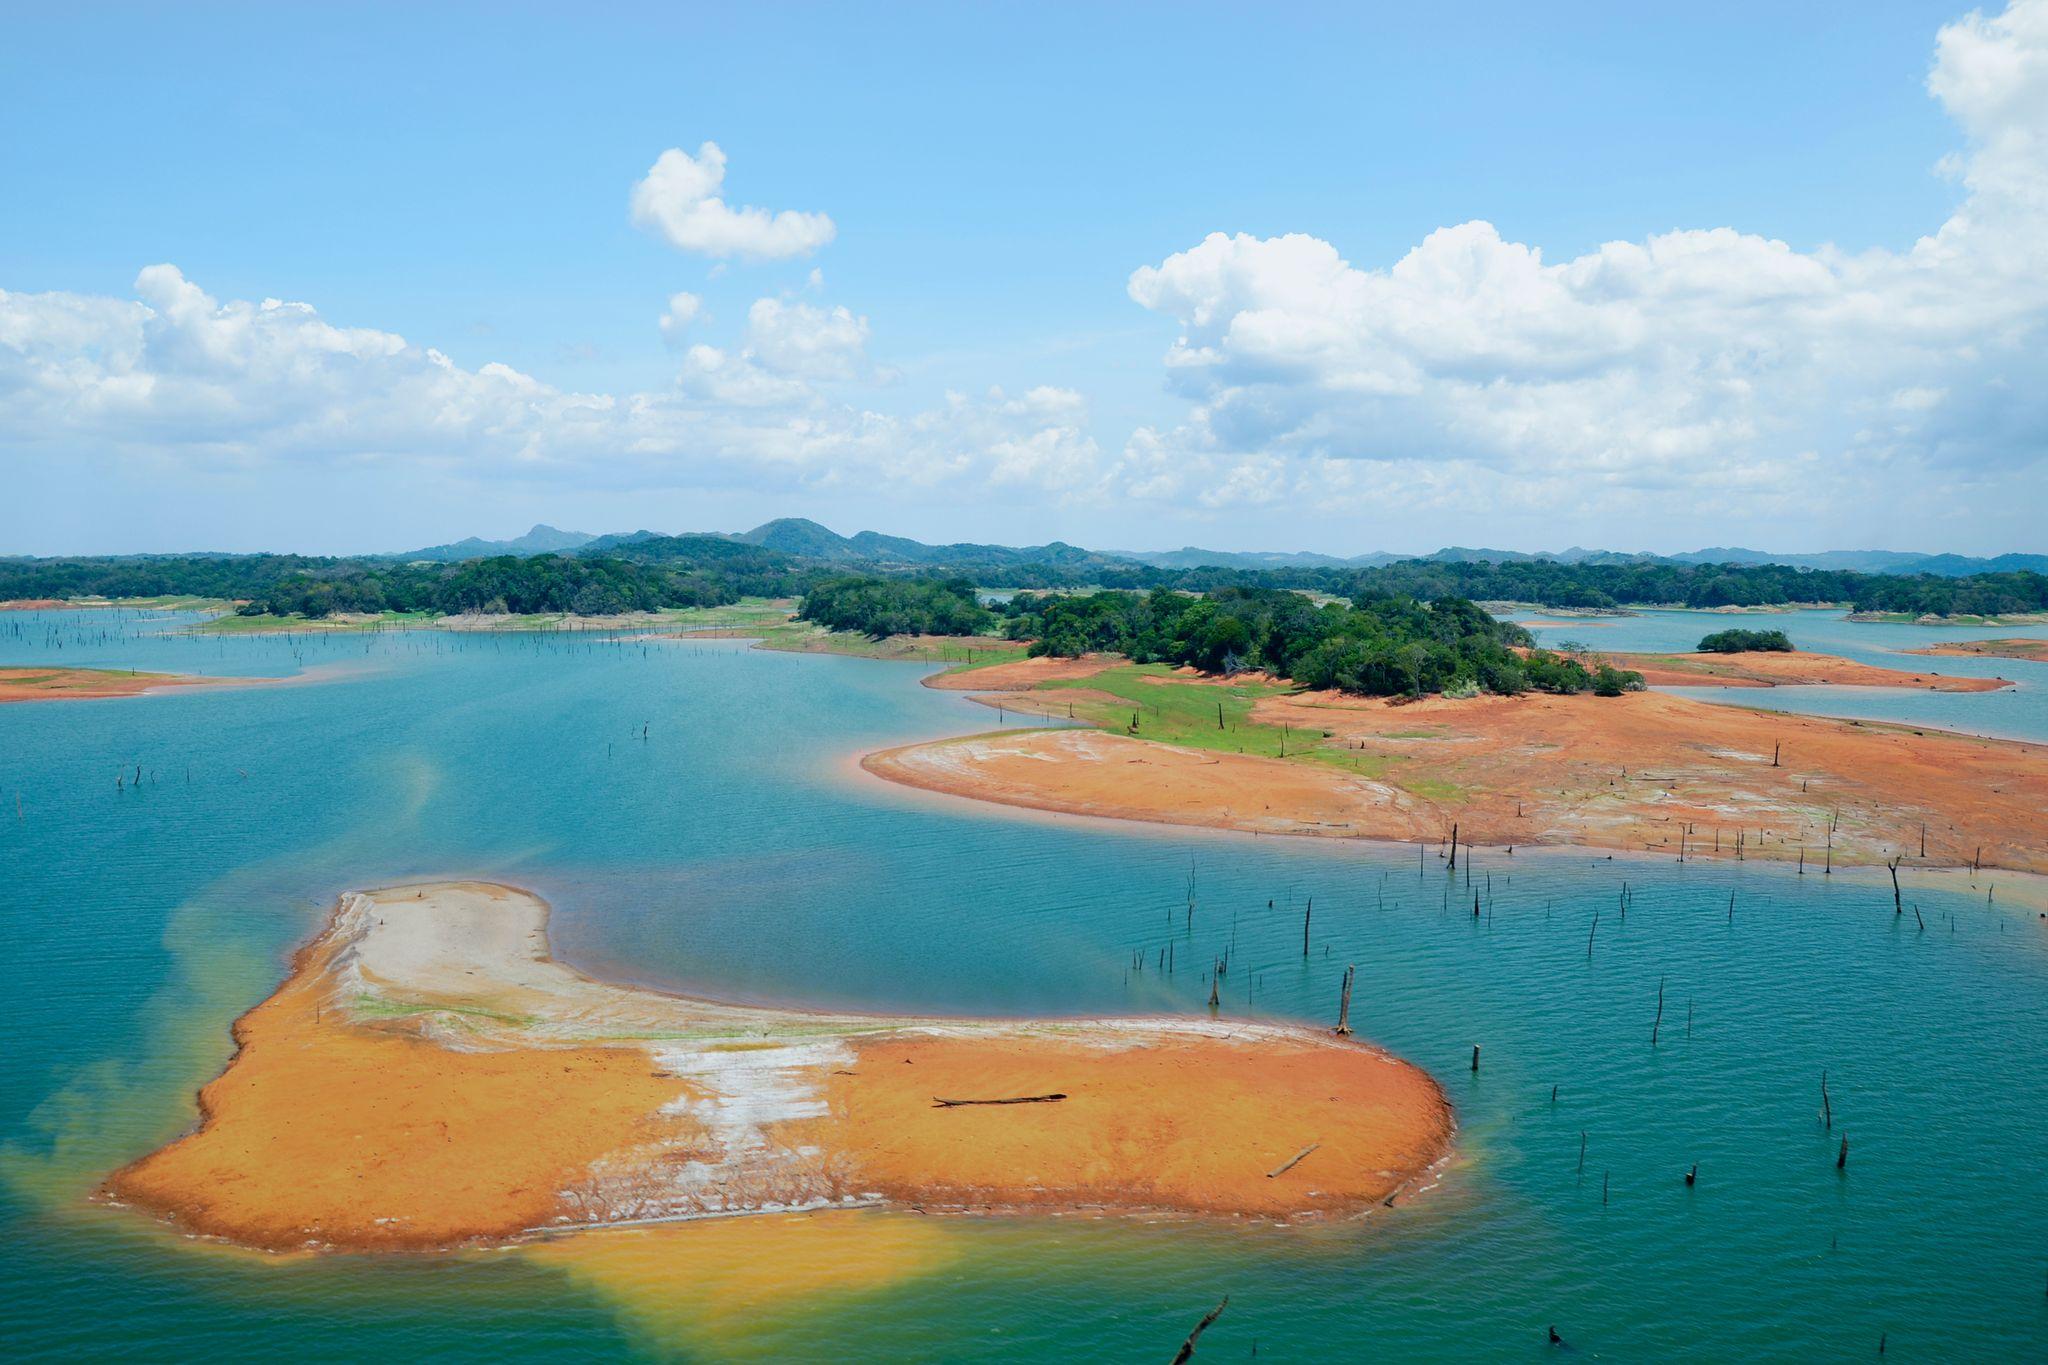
3, 610, 2046, 1360
1516, 607, 2048, 742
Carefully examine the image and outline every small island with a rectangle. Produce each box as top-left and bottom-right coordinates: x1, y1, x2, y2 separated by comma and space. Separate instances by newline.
105, 883, 1452, 1253
1697, 628, 1794, 653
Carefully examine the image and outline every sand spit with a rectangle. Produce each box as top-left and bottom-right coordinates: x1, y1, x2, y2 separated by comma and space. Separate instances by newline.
866, 690, 2048, 875
1604, 649, 2011, 691
1904, 638, 2048, 665
104, 883, 1450, 1253
0, 666, 253, 704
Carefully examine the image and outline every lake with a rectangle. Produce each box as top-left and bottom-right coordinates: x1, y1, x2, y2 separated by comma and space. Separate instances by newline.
2, 608, 2044, 1359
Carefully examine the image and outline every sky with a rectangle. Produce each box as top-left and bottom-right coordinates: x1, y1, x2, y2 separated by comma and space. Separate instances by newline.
2, 1, 2043, 558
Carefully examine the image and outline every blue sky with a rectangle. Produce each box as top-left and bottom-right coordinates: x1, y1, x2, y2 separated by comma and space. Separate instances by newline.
3, 1, 2042, 556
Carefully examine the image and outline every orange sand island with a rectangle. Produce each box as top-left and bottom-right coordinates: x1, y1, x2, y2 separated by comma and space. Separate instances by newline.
1905, 638, 2048, 665
1601, 649, 2010, 691
0, 666, 242, 704
105, 882, 1450, 1253
867, 689, 2048, 875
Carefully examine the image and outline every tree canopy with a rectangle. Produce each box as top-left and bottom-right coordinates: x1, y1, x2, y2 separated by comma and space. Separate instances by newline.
985, 586, 1643, 700
1696, 628, 1794, 653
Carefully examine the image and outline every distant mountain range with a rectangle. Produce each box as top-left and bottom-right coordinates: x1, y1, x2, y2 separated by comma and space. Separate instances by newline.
396, 523, 599, 561
390, 519, 2046, 579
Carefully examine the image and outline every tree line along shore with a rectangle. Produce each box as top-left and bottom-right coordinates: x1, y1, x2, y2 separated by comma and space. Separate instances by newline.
5, 535, 2046, 621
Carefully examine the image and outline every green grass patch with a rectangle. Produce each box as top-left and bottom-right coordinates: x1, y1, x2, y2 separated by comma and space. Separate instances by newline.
194, 610, 432, 635
1397, 776, 1468, 802
751, 620, 1027, 668
1036, 663, 1331, 760
1297, 747, 1399, 778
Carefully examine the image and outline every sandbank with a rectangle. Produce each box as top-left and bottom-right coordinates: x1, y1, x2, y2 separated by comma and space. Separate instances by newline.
0, 666, 249, 704
104, 882, 1450, 1253
1903, 638, 2048, 665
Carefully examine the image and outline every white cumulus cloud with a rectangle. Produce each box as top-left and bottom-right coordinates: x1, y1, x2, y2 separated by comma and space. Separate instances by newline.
630, 142, 836, 260
0, 268, 1098, 503
742, 298, 871, 379
1117, 0, 2048, 522
657, 291, 702, 345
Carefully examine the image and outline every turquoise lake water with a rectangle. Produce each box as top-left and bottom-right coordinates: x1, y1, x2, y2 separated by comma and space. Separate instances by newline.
2, 608, 2045, 1360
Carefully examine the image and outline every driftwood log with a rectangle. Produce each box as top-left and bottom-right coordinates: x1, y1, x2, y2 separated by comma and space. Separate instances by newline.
1266, 1143, 1320, 1179
931, 1093, 1067, 1108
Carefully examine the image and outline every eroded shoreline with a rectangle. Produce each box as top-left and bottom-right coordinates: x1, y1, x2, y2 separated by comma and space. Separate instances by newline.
868, 683, 2048, 876
104, 882, 1452, 1253
0, 666, 255, 704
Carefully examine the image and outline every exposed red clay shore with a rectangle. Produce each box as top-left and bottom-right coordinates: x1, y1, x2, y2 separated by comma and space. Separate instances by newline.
865, 688, 2048, 875
1601, 648, 2010, 691
104, 883, 1451, 1253
1904, 638, 2048, 665
0, 666, 249, 704
924, 652, 1120, 691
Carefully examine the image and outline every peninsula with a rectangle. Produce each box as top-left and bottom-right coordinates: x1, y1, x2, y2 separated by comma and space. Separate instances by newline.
872, 666, 2048, 875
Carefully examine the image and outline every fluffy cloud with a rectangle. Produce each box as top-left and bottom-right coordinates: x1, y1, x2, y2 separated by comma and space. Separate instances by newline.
1117, 0, 2048, 518
0, 267, 1095, 501
657, 291, 702, 345
741, 298, 870, 379
630, 142, 836, 260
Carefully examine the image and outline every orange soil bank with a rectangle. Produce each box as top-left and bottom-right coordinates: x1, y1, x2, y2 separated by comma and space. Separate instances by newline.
0, 598, 69, 611
108, 931, 690, 1252
865, 689, 2048, 875
819, 1032, 1444, 1218
1602, 649, 2009, 691
1905, 638, 2048, 665
925, 652, 1119, 692
0, 666, 241, 704
104, 883, 1450, 1253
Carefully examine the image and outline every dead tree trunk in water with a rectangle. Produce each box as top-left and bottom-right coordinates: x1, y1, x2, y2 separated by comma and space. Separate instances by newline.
1651, 976, 1665, 1047
1334, 964, 1355, 1036
1888, 856, 1903, 914
1170, 1297, 1229, 1364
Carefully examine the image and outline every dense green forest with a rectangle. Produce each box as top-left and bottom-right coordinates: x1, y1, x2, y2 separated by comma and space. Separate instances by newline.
796, 576, 993, 637
0, 538, 812, 618
5, 536, 2044, 620
1697, 628, 1794, 653
970, 559, 2048, 616
990, 586, 1642, 698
